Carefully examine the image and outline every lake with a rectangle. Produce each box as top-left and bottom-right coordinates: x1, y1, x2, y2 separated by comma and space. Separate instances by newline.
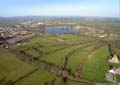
44, 27, 79, 34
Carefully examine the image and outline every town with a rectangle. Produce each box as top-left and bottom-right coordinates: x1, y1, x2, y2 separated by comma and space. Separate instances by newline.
0, 18, 119, 48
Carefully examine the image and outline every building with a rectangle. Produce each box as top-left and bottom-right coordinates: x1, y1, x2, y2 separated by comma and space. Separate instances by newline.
115, 68, 120, 75
1, 33, 35, 48
108, 54, 120, 64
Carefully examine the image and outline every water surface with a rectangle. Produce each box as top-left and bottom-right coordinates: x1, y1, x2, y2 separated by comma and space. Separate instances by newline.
44, 27, 79, 34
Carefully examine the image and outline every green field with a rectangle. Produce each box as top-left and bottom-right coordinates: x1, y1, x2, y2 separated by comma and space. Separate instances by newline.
16, 70, 57, 85
67, 51, 86, 73
0, 33, 120, 85
81, 45, 110, 82
40, 45, 80, 66
0, 48, 35, 84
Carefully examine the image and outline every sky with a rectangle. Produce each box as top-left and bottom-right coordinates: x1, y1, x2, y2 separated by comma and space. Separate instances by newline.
0, 0, 119, 17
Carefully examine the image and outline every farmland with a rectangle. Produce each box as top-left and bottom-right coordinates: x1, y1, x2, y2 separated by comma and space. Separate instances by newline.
0, 17, 120, 85
0, 48, 35, 84
0, 32, 120, 85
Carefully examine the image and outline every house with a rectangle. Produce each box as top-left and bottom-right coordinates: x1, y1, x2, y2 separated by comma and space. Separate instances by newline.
108, 69, 115, 74
1, 33, 35, 48
115, 68, 120, 75
108, 54, 120, 64
107, 65, 116, 82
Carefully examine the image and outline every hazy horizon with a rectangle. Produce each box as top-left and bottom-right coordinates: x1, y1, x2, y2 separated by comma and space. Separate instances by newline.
0, 0, 119, 17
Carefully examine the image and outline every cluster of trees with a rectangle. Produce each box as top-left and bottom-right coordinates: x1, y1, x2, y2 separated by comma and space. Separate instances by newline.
108, 40, 120, 58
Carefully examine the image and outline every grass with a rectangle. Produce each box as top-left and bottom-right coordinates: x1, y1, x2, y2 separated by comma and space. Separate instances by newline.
0, 48, 35, 83
116, 75, 120, 82
16, 70, 57, 85
40, 45, 81, 66
1, 33, 118, 84
10, 45, 40, 58
16, 70, 89, 85
66, 80, 93, 85
67, 51, 86, 73
81, 45, 110, 82
23, 49, 40, 58
59, 34, 78, 39
29, 35, 63, 46
82, 45, 96, 51
38, 45, 65, 53
106, 29, 120, 35
114, 48, 120, 56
